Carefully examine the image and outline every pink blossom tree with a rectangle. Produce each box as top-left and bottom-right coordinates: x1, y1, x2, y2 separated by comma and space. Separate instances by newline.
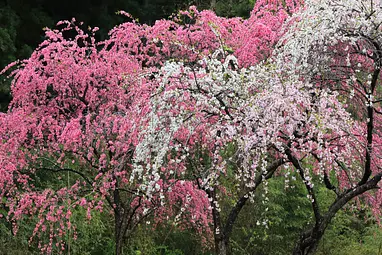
0, 19, 213, 254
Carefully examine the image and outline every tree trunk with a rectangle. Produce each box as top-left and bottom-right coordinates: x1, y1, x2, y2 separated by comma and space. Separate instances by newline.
215, 236, 230, 255
203, 160, 284, 255
115, 211, 125, 255
293, 172, 382, 255
292, 226, 325, 255
115, 208, 133, 255
293, 240, 319, 255
113, 187, 130, 255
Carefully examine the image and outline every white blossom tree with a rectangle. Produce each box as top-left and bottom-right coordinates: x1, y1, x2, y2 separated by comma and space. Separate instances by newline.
275, 0, 382, 253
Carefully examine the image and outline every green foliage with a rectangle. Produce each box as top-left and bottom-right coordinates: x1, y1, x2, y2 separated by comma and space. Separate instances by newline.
230, 175, 313, 255
0, 6, 19, 111
316, 211, 382, 255
66, 209, 115, 255
214, 0, 253, 18
0, 6, 19, 68
0, 218, 40, 255
154, 226, 212, 255
223, 171, 382, 255
121, 223, 212, 255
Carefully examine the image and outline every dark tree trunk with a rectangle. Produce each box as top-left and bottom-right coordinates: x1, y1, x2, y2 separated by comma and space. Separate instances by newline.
292, 222, 327, 255
293, 67, 381, 254
113, 187, 132, 255
215, 195, 249, 255
215, 236, 230, 255
206, 160, 285, 255
292, 172, 382, 255
209, 188, 247, 255
115, 211, 126, 255
114, 202, 130, 255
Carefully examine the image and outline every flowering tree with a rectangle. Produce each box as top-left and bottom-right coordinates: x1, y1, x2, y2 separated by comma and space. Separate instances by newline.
3, 1, 381, 255
0, 1, 302, 253
273, 0, 382, 254
5, 1, 311, 253
133, 2, 380, 255
130, 2, 313, 254
143, 48, 363, 255
138, 1, 382, 254
0, 19, 214, 254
